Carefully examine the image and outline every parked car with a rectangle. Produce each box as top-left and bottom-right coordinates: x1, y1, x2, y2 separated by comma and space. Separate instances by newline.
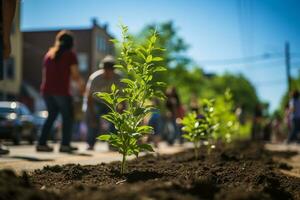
34, 110, 61, 142
0, 101, 37, 145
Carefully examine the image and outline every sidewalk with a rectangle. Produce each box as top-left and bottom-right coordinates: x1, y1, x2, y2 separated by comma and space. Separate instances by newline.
265, 143, 300, 178
0, 142, 189, 173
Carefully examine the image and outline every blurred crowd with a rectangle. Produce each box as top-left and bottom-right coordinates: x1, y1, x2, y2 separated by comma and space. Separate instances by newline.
251, 90, 300, 144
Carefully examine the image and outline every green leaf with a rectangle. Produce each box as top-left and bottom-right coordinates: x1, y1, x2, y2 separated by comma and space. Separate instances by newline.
117, 97, 127, 104
114, 64, 124, 69
94, 92, 113, 105
155, 82, 166, 87
153, 66, 167, 72
111, 84, 116, 92
137, 125, 153, 133
146, 55, 153, 63
182, 134, 192, 141
150, 34, 157, 43
139, 144, 154, 152
136, 49, 146, 60
132, 132, 141, 137
121, 78, 135, 88
152, 57, 163, 62
153, 47, 166, 51
110, 39, 119, 44
97, 134, 111, 141
102, 113, 118, 124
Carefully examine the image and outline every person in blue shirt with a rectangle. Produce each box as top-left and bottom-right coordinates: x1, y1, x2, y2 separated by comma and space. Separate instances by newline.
287, 90, 300, 143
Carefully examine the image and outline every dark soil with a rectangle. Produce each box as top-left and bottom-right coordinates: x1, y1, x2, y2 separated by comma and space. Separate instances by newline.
1, 141, 300, 200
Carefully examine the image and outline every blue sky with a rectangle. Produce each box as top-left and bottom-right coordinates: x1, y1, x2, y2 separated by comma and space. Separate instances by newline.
21, 0, 300, 111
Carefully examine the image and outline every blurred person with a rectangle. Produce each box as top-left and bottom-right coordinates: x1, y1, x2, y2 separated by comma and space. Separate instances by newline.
147, 98, 163, 147
37, 30, 85, 152
0, 0, 17, 155
189, 93, 199, 114
271, 113, 285, 143
287, 90, 300, 143
70, 80, 84, 141
84, 55, 122, 150
251, 103, 264, 140
163, 86, 184, 145
284, 102, 292, 139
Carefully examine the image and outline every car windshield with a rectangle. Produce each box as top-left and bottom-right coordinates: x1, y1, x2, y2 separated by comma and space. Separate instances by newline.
0, 107, 15, 114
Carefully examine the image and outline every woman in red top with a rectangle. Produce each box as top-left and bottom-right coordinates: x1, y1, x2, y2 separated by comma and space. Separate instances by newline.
37, 30, 84, 152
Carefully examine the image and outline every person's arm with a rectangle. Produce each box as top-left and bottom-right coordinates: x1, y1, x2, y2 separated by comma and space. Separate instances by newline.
70, 64, 85, 95
3, 0, 17, 59
84, 79, 97, 128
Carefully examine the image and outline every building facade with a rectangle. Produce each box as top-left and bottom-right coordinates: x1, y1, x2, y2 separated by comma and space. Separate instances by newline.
0, 1, 22, 100
22, 19, 115, 94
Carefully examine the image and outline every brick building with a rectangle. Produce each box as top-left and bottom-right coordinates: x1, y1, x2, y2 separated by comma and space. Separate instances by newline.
22, 19, 115, 95
0, 1, 22, 100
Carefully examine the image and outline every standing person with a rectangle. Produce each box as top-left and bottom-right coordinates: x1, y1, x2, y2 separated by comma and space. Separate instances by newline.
164, 86, 184, 145
37, 30, 85, 152
287, 90, 300, 143
251, 103, 263, 140
0, 0, 17, 155
84, 55, 122, 150
147, 98, 163, 147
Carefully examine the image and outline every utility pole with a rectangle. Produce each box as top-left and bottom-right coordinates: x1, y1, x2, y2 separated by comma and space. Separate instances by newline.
285, 42, 291, 92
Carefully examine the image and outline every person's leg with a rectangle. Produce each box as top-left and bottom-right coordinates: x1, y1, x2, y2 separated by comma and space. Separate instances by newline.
56, 96, 73, 146
86, 103, 100, 149
38, 96, 59, 146
295, 118, 300, 142
99, 102, 111, 133
287, 118, 299, 143
87, 121, 98, 149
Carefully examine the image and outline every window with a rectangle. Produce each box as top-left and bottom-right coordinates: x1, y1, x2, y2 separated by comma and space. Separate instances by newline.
96, 34, 107, 53
4, 57, 15, 80
77, 53, 88, 72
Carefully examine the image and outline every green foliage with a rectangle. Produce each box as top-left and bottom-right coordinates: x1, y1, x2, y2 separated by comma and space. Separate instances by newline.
181, 99, 217, 159
134, 21, 259, 117
212, 89, 240, 143
207, 74, 259, 116
95, 24, 166, 174
278, 74, 300, 116
182, 90, 251, 159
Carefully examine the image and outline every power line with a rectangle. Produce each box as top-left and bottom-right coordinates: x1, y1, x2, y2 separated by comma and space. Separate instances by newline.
254, 79, 287, 87
199, 53, 283, 65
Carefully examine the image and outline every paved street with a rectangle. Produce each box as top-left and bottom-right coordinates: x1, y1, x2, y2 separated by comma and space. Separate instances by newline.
0, 142, 189, 173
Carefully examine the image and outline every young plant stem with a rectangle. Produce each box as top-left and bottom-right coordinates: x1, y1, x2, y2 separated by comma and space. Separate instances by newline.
121, 153, 126, 174
194, 141, 199, 160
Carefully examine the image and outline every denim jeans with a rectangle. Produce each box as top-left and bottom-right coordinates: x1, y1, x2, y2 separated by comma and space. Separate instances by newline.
288, 118, 300, 143
86, 102, 114, 147
148, 111, 162, 136
39, 96, 73, 146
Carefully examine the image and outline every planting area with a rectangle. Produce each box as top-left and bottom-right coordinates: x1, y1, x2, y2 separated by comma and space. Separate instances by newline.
1, 141, 300, 200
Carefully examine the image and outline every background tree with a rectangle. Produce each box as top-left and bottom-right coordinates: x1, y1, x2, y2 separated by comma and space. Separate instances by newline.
119, 21, 260, 117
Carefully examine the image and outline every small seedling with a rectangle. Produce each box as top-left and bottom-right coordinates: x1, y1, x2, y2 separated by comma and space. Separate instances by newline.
181, 99, 217, 159
95, 24, 166, 174
213, 89, 240, 143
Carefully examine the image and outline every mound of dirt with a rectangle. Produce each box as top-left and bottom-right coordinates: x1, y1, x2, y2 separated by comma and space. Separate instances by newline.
1, 142, 299, 200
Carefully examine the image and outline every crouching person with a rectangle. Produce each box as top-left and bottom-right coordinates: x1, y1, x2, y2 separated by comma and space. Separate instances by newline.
84, 56, 122, 150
